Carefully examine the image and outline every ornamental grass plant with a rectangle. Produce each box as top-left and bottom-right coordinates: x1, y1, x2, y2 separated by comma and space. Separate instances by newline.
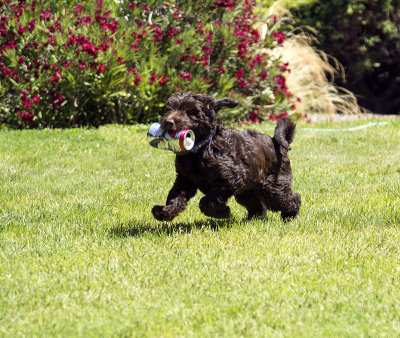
0, 0, 298, 128
270, 26, 362, 117
257, 1, 362, 117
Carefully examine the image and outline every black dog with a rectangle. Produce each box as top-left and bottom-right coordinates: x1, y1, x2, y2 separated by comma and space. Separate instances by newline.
152, 93, 301, 222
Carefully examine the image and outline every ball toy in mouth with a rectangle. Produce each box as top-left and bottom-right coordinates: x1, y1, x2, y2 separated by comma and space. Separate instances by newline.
147, 122, 195, 153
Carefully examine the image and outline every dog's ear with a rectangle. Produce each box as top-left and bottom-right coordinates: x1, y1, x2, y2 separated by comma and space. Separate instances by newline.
214, 98, 240, 112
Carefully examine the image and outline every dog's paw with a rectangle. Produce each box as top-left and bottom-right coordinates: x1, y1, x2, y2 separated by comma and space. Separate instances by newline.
199, 198, 231, 219
151, 205, 175, 222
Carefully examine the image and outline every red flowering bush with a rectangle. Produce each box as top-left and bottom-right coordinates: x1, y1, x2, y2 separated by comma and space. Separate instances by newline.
0, 0, 296, 128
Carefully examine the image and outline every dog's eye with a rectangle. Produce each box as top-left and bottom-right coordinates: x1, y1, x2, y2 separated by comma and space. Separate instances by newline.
187, 109, 198, 116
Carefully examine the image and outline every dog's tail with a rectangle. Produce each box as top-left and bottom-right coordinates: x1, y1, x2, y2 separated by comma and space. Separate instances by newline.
273, 117, 296, 151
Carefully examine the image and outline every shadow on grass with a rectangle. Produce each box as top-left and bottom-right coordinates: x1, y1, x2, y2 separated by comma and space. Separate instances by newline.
109, 218, 242, 238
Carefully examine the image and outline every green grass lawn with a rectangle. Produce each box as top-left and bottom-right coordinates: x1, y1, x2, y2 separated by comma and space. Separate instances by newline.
1, 120, 400, 336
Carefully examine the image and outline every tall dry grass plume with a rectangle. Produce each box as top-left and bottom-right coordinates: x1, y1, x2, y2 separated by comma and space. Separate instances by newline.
257, 1, 362, 117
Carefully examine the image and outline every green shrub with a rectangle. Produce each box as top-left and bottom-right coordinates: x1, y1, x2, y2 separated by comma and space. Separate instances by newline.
292, 0, 400, 114
0, 0, 296, 128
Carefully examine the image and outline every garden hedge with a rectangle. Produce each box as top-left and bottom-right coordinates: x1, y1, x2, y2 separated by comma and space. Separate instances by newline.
0, 0, 297, 128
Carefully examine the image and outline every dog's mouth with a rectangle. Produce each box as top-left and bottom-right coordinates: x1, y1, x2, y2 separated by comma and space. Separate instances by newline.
161, 119, 190, 134
161, 123, 178, 134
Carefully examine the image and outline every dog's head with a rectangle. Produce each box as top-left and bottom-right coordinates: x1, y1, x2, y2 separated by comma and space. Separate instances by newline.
160, 93, 240, 140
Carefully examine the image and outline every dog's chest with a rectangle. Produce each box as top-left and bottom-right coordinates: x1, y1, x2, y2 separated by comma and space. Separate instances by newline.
175, 153, 224, 184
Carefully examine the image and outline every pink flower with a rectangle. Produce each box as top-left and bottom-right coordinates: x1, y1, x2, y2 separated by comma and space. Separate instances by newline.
98, 43, 109, 52
274, 112, 288, 121
259, 69, 268, 80
179, 72, 192, 81
158, 75, 168, 86
235, 69, 245, 79
216, 0, 235, 10
75, 4, 83, 15
238, 79, 247, 88
17, 111, 34, 124
40, 8, 51, 21
272, 32, 285, 44
97, 64, 106, 74
166, 27, 179, 38
254, 54, 266, 64
216, 65, 226, 73
18, 57, 24, 64
23, 100, 32, 109
149, 73, 157, 84
237, 41, 248, 58
52, 93, 64, 107
234, 29, 245, 39
117, 57, 124, 64
82, 43, 98, 57
249, 112, 259, 123
131, 41, 139, 51
18, 26, 26, 35
206, 31, 213, 44
202, 46, 212, 56
251, 29, 260, 43
134, 75, 142, 86
20, 91, 32, 109
274, 75, 291, 97
277, 62, 290, 73
153, 27, 163, 42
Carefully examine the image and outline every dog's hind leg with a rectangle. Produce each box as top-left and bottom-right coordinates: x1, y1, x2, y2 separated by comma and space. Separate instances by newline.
279, 191, 301, 221
263, 187, 301, 222
152, 175, 197, 222
235, 190, 267, 219
199, 187, 233, 219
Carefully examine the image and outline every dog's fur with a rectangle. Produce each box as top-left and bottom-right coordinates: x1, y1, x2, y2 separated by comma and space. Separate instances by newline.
152, 93, 301, 222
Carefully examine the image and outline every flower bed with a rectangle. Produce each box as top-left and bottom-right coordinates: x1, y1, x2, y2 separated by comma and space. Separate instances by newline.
0, 0, 296, 128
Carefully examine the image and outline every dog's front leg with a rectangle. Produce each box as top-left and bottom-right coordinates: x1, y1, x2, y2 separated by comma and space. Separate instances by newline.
152, 175, 197, 222
199, 187, 233, 219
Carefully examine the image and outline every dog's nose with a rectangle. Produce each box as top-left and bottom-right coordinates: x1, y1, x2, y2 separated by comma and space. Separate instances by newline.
164, 119, 175, 130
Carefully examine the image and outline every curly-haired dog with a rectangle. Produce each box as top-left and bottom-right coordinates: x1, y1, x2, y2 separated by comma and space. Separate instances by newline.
152, 93, 301, 222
